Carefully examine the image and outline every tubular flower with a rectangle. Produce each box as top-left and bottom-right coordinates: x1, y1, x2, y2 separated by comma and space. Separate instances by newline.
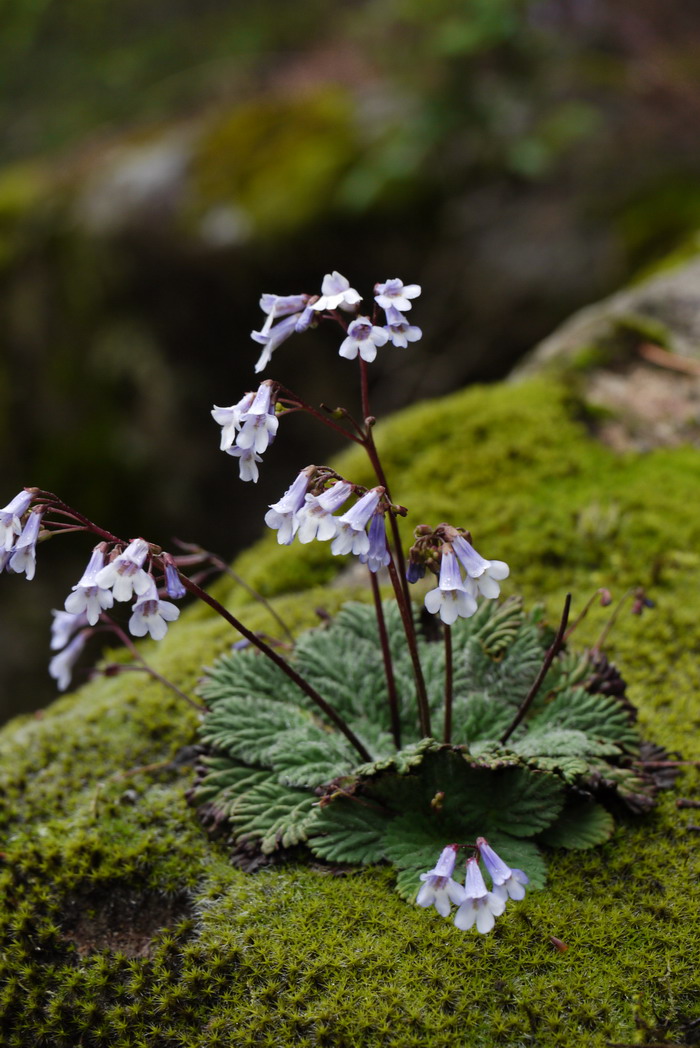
49, 630, 89, 691
359, 511, 391, 573
383, 305, 422, 348
452, 534, 509, 599
374, 278, 421, 312
235, 382, 279, 455
50, 609, 89, 651
0, 490, 33, 552
128, 579, 180, 641
330, 488, 383, 557
296, 481, 353, 544
424, 547, 477, 625
94, 538, 153, 602
163, 556, 187, 600
311, 271, 362, 313
211, 392, 255, 451
7, 509, 43, 581
64, 547, 114, 625
264, 470, 311, 545
416, 845, 466, 916
225, 445, 263, 483
251, 302, 316, 374
477, 838, 529, 902
338, 317, 389, 363
454, 857, 506, 934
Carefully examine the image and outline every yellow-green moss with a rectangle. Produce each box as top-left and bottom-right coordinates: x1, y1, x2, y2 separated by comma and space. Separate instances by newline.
1, 376, 699, 1047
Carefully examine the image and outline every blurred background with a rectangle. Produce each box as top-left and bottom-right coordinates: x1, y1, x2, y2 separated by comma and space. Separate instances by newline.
3, 0, 700, 721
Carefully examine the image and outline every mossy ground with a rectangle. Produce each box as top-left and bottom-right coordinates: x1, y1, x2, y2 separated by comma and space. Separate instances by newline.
1, 377, 699, 1047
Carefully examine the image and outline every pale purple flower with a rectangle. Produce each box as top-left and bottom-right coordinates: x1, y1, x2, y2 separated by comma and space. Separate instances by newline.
236, 382, 279, 455
64, 547, 114, 625
416, 845, 466, 916
258, 293, 310, 335
163, 556, 187, 600
296, 481, 353, 544
7, 510, 43, 581
383, 304, 422, 348
50, 609, 89, 651
49, 630, 88, 691
374, 278, 421, 312
312, 271, 362, 313
338, 317, 389, 364
94, 538, 153, 602
226, 445, 263, 483
477, 837, 529, 902
424, 548, 478, 625
0, 490, 33, 552
331, 488, 383, 557
128, 580, 180, 641
452, 534, 509, 599
211, 392, 256, 451
453, 857, 506, 933
251, 305, 316, 374
359, 512, 391, 573
264, 470, 311, 545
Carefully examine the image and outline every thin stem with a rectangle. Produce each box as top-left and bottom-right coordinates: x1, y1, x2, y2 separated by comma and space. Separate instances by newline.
443, 624, 453, 744
32, 490, 123, 545
100, 621, 204, 712
386, 558, 431, 738
500, 594, 571, 745
593, 588, 633, 653
369, 570, 401, 750
563, 588, 610, 643
178, 572, 373, 763
275, 385, 363, 445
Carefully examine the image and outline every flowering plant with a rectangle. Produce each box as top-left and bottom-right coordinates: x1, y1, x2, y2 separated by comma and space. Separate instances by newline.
0, 271, 673, 931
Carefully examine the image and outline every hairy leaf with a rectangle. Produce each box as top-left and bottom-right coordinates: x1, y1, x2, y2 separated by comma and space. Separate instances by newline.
539, 800, 615, 849
199, 694, 312, 765
267, 725, 357, 788
231, 780, 318, 853
308, 799, 389, 864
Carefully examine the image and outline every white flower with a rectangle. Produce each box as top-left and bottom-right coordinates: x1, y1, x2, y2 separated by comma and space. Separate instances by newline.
64, 547, 114, 625
49, 630, 88, 691
7, 510, 43, 581
416, 845, 466, 916
311, 271, 362, 313
50, 609, 89, 651
330, 488, 383, 557
251, 303, 315, 374
477, 837, 529, 902
128, 580, 180, 641
225, 445, 263, 483
451, 534, 509, 599
211, 392, 255, 451
374, 278, 421, 312
235, 382, 279, 455
257, 293, 310, 335
424, 548, 477, 625
264, 470, 311, 545
94, 538, 153, 602
338, 317, 389, 364
383, 304, 422, 348
0, 490, 32, 552
454, 857, 506, 933
296, 481, 353, 544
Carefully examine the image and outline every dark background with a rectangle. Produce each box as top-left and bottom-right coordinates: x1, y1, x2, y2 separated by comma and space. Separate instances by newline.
3, 0, 700, 720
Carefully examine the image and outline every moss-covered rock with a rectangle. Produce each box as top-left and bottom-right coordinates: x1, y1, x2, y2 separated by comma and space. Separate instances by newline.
2, 376, 700, 1047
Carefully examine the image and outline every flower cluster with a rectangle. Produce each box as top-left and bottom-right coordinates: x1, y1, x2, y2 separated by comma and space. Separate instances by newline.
409, 525, 510, 625
211, 380, 279, 483
416, 839, 529, 933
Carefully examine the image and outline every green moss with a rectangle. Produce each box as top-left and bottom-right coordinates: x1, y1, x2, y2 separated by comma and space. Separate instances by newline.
1, 375, 700, 1046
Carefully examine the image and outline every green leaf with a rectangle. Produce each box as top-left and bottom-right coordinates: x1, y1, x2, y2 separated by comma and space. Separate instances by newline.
395, 866, 424, 903
529, 688, 638, 751
191, 758, 269, 810
308, 799, 390, 864
231, 780, 318, 853
199, 649, 305, 709
511, 727, 621, 759
539, 800, 615, 849
383, 812, 471, 871
199, 694, 312, 765
480, 766, 566, 837
267, 725, 357, 788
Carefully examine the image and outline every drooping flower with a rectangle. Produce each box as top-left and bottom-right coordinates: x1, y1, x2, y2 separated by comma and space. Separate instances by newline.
311, 271, 362, 313
128, 579, 180, 641
235, 382, 279, 455
330, 488, 383, 557
7, 509, 44, 581
338, 317, 389, 364
453, 857, 506, 934
0, 490, 33, 552
359, 511, 391, 573
211, 392, 255, 451
451, 534, 510, 599
251, 302, 316, 374
94, 538, 153, 602
49, 629, 89, 691
374, 278, 421, 312
64, 546, 114, 625
162, 554, 187, 600
383, 304, 422, 348
477, 837, 529, 902
225, 445, 263, 483
296, 481, 353, 544
264, 470, 311, 545
50, 609, 89, 651
416, 845, 466, 916
424, 547, 477, 625
257, 293, 310, 335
